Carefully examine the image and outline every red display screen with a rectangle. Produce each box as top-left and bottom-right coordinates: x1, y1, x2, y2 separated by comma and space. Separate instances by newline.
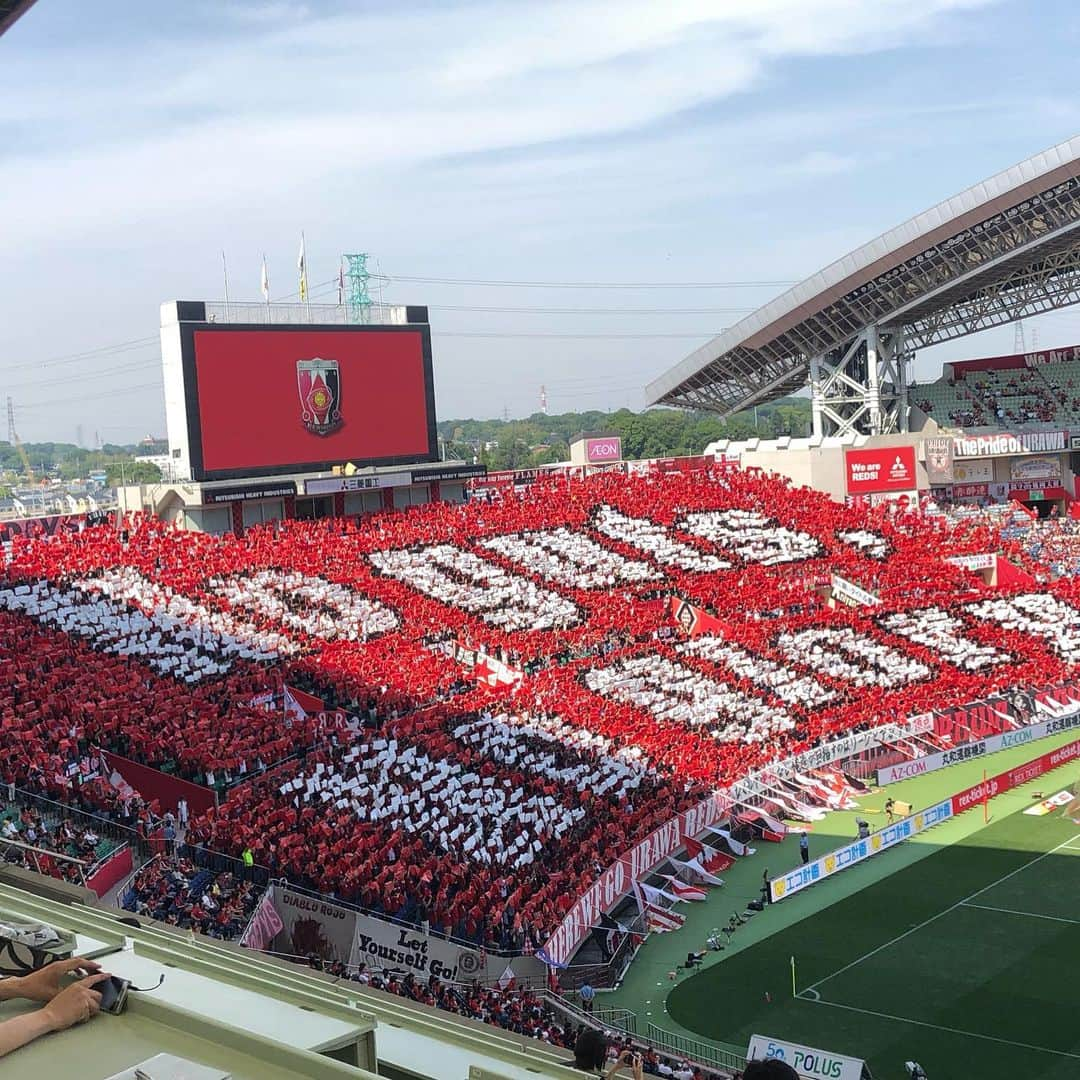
189, 326, 435, 478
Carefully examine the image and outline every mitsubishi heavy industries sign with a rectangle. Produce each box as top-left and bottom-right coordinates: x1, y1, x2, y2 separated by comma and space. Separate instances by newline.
844, 446, 916, 495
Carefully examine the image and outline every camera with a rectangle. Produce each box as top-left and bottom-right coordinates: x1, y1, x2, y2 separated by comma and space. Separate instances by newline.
97, 975, 131, 1015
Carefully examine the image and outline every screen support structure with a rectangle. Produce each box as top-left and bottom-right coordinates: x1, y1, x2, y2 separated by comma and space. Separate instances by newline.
809, 325, 910, 438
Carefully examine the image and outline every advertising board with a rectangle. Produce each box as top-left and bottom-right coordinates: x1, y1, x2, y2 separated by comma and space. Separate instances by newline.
950, 737, 1080, 815
746, 1035, 866, 1080
875, 716, 1080, 785
844, 446, 916, 494
178, 323, 438, 481
1010, 456, 1062, 482
769, 799, 953, 902
305, 472, 412, 495
585, 437, 623, 464
953, 459, 994, 484
203, 481, 297, 504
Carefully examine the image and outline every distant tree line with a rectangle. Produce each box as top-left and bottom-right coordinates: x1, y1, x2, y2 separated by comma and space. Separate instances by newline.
437, 399, 810, 471
0, 439, 166, 484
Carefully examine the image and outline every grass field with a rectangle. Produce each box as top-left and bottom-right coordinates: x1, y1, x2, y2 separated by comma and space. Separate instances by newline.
666, 802, 1080, 1079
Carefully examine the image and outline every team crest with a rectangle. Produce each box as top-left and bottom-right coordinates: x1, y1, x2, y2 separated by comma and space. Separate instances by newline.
296, 358, 342, 436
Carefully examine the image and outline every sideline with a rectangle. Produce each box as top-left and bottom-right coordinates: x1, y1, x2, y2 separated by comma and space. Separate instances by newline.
803, 997, 1080, 1062
960, 900, 1080, 926
798, 832, 1080, 997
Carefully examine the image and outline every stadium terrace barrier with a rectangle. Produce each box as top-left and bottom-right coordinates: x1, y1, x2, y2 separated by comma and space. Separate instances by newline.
85, 843, 133, 898
950, 736, 1080, 815
98, 748, 217, 817
772, 735, 1080, 903
877, 709, 1080, 785
540, 791, 732, 968
0, 511, 86, 543
645, 1022, 746, 1073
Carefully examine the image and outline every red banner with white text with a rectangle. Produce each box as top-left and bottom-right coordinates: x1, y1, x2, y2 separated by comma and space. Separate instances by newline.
540, 791, 732, 967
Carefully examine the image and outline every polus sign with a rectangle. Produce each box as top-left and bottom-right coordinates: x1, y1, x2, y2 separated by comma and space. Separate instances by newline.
747, 1034, 867, 1080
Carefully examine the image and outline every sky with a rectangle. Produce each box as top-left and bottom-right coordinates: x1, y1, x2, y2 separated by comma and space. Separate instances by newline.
2, 0, 1080, 443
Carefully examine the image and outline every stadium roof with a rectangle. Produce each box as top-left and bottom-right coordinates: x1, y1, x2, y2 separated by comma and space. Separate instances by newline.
0, 0, 37, 36
647, 136, 1080, 416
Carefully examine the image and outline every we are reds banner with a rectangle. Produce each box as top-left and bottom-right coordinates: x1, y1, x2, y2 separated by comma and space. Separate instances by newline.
845, 446, 916, 494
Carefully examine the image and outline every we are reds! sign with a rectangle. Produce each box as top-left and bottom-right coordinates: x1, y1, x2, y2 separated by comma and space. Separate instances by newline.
845, 446, 916, 494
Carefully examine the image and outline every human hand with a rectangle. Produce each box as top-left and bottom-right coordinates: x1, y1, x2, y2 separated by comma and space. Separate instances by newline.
13, 957, 102, 1003
41, 973, 109, 1032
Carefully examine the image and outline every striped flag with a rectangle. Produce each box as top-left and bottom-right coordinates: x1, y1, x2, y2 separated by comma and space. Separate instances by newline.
672, 856, 724, 886
635, 880, 681, 907
240, 892, 283, 951
644, 903, 685, 933
661, 876, 708, 901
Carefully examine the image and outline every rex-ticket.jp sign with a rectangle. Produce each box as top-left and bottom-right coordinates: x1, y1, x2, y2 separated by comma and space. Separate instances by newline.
845, 446, 916, 494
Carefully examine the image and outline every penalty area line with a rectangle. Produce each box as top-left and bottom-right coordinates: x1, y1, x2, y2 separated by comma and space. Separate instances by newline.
801, 996, 1080, 1061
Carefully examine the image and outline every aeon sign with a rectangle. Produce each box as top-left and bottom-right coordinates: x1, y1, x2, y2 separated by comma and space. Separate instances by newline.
586, 437, 622, 463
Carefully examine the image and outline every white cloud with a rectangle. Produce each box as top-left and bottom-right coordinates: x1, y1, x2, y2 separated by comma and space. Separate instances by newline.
0, 0, 993, 247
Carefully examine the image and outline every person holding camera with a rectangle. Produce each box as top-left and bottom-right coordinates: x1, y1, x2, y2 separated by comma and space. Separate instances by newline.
570, 1029, 645, 1077
0, 957, 111, 1058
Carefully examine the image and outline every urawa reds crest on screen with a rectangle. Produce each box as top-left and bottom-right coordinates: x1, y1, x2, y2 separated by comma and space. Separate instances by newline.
296, 358, 342, 436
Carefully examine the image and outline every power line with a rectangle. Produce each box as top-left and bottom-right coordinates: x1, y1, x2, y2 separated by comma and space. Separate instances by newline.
434, 330, 719, 340
4, 357, 158, 393
377, 273, 798, 290
16, 382, 163, 412
428, 304, 754, 315
11, 336, 159, 372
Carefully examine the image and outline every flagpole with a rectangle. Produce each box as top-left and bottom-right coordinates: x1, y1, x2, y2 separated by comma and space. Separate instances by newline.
791, 955, 797, 998
222, 250, 231, 320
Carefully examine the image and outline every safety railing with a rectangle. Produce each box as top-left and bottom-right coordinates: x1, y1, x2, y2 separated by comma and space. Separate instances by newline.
0, 836, 91, 889
645, 1022, 746, 1073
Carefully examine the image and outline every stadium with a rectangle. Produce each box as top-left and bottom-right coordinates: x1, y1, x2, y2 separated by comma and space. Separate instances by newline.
5, 7, 1080, 1078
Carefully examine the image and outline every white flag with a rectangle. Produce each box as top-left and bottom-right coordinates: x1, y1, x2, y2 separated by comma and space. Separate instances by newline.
260, 255, 270, 301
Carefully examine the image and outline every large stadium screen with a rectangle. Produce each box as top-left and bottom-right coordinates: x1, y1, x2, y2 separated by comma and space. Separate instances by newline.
182, 324, 437, 480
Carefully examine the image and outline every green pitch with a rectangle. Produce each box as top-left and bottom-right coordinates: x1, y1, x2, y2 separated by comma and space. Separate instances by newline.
667, 805, 1080, 1079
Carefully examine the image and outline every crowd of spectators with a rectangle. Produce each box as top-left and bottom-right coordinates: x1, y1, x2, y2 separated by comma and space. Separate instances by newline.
2, 467, 1079, 950
0, 803, 114, 884
321, 961, 713, 1078
120, 855, 263, 939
